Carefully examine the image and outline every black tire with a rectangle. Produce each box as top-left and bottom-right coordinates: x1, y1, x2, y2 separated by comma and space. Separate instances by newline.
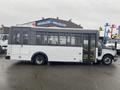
102, 55, 113, 65
32, 54, 47, 65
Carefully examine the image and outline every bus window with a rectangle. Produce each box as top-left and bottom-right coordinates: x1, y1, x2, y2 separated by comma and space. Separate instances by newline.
48, 35, 58, 45
75, 35, 82, 46
59, 36, 66, 45
43, 35, 48, 44
67, 36, 71, 45
12, 32, 21, 44
23, 32, 29, 44
71, 36, 75, 45
36, 34, 42, 45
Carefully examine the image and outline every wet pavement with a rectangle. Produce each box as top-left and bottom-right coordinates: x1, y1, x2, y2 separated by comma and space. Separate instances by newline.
0, 57, 120, 90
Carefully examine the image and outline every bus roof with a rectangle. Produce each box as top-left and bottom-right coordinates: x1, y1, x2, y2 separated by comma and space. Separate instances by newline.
11, 26, 98, 34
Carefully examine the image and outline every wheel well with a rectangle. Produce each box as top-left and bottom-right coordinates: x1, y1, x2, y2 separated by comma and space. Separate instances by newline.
31, 52, 48, 62
102, 54, 114, 60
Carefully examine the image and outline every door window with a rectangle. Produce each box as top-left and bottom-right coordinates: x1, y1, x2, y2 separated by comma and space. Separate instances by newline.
90, 35, 96, 61
12, 31, 21, 44
83, 34, 89, 60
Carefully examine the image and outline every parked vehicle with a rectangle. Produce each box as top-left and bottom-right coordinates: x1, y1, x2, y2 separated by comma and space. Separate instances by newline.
105, 39, 120, 53
0, 34, 8, 54
0, 27, 9, 54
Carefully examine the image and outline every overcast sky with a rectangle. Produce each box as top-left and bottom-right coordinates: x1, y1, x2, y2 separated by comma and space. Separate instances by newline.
0, 0, 120, 29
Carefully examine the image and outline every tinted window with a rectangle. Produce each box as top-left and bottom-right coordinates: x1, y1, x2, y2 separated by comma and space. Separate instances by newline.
36, 34, 42, 45
35, 31, 83, 47
23, 32, 29, 44
71, 36, 75, 45
59, 36, 66, 45
43, 35, 48, 44
48, 35, 58, 45
75, 35, 82, 46
12, 31, 21, 44
66, 36, 71, 45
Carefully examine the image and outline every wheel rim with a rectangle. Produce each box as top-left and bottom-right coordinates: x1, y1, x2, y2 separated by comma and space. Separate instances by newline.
35, 56, 43, 65
104, 57, 111, 64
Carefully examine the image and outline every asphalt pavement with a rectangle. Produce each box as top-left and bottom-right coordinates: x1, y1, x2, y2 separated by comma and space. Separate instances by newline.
0, 57, 120, 90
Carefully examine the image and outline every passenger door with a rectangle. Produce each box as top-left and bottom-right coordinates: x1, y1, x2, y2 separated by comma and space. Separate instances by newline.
83, 34, 96, 62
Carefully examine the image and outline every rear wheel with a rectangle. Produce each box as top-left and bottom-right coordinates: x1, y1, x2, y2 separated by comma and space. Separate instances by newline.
102, 55, 113, 65
32, 54, 47, 65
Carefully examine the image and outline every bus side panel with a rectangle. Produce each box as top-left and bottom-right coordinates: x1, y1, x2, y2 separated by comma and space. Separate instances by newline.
7, 45, 21, 60
7, 45, 30, 60
30, 46, 83, 62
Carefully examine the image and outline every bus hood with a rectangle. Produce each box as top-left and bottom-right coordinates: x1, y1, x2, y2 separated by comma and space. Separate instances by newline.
102, 48, 117, 56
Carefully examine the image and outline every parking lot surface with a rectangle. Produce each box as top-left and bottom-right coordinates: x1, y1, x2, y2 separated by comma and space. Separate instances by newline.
0, 57, 120, 90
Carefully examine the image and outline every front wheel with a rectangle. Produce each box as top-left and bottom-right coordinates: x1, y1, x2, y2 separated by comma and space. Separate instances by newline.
102, 55, 113, 65
32, 55, 47, 65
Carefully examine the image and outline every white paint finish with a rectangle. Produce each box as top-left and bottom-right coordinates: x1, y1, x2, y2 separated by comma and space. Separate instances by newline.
97, 49, 116, 60
116, 44, 120, 50
8, 45, 31, 60
8, 45, 83, 62
7, 45, 11, 55
10, 45, 21, 60
30, 45, 83, 62
11, 45, 21, 55
105, 43, 114, 47
96, 48, 98, 59
8, 44, 117, 63
20, 45, 31, 60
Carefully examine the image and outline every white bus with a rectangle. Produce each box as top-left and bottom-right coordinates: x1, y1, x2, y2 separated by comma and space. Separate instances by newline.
6, 26, 118, 65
